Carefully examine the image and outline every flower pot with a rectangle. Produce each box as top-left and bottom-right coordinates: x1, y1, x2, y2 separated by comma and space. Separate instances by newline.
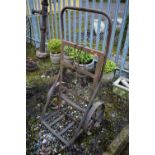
113, 77, 129, 100
64, 54, 73, 64
50, 53, 61, 64
102, 71, 114, 83
75, 59, 95, 72
74, 59, 95, 86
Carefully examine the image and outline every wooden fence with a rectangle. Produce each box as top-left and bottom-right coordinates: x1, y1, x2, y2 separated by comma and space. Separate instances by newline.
26, 0, 129, 74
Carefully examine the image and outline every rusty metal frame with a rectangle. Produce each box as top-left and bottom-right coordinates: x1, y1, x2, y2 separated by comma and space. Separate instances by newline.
41, 6, 112, 148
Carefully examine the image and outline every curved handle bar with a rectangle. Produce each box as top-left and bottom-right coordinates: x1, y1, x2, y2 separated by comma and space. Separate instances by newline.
60, 6, 112, 56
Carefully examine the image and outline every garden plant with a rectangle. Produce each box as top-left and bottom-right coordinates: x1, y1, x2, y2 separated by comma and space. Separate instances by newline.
47, 39, 61, 64
102, 60, 117, 83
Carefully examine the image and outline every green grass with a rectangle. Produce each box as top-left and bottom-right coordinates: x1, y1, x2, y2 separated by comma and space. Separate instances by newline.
26, 43, 55, 87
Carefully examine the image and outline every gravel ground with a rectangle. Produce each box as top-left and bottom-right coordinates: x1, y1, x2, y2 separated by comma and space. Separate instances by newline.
27, 68, 129, 155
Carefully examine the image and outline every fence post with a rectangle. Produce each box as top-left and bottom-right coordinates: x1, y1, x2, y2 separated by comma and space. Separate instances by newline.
49, 0, 54, 39
28, 0, 40, 48
58, 0, 62, 39
102, 0, 111, 52
53, 0, 58, 38
115, 0, 129, 63
84, 0, 89, 47
73, 0, 77, 43
63, 0, 67, 40
119, 27, 129, 75
95, 0, 104, 50
78, 0, 82, 44
89, 0, 96, 48
108, 0, 121, 58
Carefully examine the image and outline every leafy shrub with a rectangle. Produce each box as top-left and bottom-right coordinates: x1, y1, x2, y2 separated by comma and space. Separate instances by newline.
64, 46, 75, 59
64, 46, 93, 64
47, 39, 61, 54
104, 60, 116, 73
74, 50, 93, 64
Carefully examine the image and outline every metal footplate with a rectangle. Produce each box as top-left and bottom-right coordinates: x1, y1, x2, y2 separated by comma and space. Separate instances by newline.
41, 90, 87, 146
41, 105, 84, 146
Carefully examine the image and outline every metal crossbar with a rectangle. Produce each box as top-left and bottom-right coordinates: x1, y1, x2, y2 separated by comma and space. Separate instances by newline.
59, 122, 75, 136
49, 115, 64, 127
42, 120, 68, 145
61, 94, 86, 113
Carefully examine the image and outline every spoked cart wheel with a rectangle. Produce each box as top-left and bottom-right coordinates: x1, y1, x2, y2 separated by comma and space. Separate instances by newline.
84, 101, 105, 131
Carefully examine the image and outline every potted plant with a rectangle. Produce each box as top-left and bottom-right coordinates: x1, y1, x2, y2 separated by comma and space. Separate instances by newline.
47, 39, 61, 64
64, 46, 75, 64
102, 60, 117, 83
74, 50, 95, 71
